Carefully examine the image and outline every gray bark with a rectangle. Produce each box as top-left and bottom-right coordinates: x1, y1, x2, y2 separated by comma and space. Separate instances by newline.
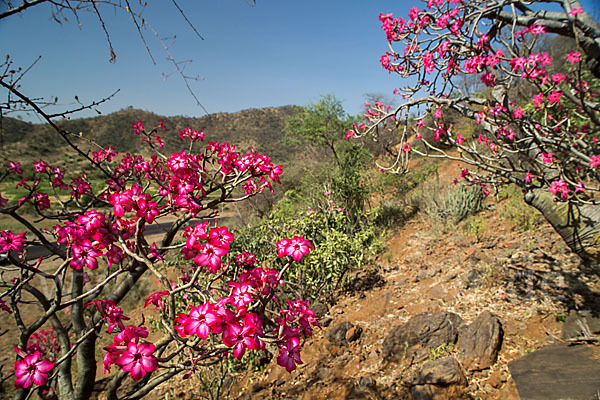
525, 188, 600, 269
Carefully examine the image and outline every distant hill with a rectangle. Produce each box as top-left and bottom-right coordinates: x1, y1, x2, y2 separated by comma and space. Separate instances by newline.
0, 105, 307, 166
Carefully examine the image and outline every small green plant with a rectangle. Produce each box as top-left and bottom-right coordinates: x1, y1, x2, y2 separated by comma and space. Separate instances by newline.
499, 184, 541, 231
233, 190, 382, 303
462, 215, 488, 240
422, 179, 485, 228
555, 313, 567, 323
429, 343, 455, 360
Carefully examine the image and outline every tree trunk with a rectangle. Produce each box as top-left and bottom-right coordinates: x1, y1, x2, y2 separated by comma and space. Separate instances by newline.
524, 188, 600, 270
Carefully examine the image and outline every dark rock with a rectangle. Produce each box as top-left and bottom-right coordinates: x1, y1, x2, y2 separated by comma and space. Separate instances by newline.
345, 325, 362, 342
457, 311, 503, 371
509, 343, 600, 400
411, 384, 439, 400
382, 312, 464, 362
358, 376, 377, 389
311, 303, 329, 319
413, 357, 468, 386
561, 310, 600, 339
464, 268, 483, 288
326, 321, 354, 346
411, 357, 468, 400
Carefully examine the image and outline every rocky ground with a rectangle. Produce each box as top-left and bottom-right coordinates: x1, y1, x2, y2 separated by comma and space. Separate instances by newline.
215, 196, 600, 400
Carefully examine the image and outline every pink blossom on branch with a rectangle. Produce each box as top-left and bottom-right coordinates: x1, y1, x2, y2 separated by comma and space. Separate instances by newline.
277, 236, 314, 262
277, 337, 303, 372
115, 342, 158, 381
566, 51, 581, 65
14, 351, 55, 389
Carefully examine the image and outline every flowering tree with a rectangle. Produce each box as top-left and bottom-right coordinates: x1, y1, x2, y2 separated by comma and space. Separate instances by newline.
0, 113, 318, 399
347, 0, 600, 268
0, 2, 318, 399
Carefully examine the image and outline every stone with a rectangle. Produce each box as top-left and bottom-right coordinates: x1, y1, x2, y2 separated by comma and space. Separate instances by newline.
463, 268, 484, 288
358, 376, 376, 389
311, 303, 329, 319
509, 343, 600, 400
487, 370, 503, 388
428, 285, 447, 300
413, 357, 468, 386
345, 325, 362, 342
457, 311, 503, 371
411, 357, 468, 400
561, 309, 600, 340
325, 321, 354, 346
321, 317, 333, 327
382, 312, 464, 362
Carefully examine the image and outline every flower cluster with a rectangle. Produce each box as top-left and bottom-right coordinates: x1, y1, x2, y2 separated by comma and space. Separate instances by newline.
103, 326, 158, 381
181, 222, 234, 273
4, 119, 317, 394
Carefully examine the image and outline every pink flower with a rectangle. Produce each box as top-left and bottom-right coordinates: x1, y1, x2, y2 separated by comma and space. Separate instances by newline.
529, 25, 546, 36
69, 240, 102, 270
539, 152, 554, 165
277, 337, 303, 372
115, 342, 158, 381
547, 90, 563, 105
144, 291, 170, 310
277, 236, 313, 262
549, 179, 570, 199
569, 8, 584, 16
14, 351, 55, 388
533, 93, 545, 109
194, 243, 228, 273
0, 298, 11, 314
513, 107, 524, 119
132, 121, 145, 135
209, 226, 234, 250
525, 171, 534, 183
567, 52, 581, 65
8, 161, 23, 174
178, 304, 217, 339
589, 155, 600, 168
0, 231, 27, 253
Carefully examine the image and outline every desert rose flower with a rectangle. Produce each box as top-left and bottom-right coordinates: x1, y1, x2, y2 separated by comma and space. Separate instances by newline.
14, 351, 54, 389
115, 342, 158, 381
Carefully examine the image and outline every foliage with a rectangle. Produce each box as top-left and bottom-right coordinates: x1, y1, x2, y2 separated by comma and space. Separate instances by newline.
285, 95, 357, 162
498, 184, 542, 232
285, 95, 372, 220
233, 190, 382, 303
420, 179, 485, 227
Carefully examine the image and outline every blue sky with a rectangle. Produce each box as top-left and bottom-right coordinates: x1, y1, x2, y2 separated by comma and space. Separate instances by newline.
0, 0, 598, 122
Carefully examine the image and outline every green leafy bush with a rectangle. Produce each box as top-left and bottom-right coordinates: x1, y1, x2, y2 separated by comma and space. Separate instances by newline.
232, 192, 382, 303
